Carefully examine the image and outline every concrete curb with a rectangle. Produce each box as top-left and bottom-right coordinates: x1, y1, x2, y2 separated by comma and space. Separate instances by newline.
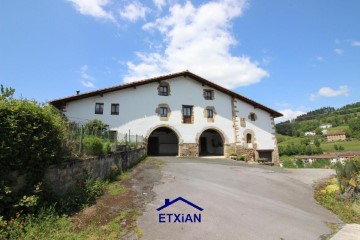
330, 224, 360, 240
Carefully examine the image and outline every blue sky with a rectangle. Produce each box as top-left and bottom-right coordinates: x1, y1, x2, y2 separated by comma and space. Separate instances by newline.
1, 0, 359, 122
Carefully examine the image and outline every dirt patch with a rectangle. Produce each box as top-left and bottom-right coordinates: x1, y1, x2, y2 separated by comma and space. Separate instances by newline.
71, 157, 162, 239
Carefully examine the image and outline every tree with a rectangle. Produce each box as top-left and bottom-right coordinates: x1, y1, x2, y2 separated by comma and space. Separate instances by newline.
0, 84, 15, 101
349, 118, 360, 138
314, 138, 321, 147
84, 119, 109, 136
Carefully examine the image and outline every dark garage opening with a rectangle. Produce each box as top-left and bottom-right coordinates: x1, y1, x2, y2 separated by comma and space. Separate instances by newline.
199, 129, 224, 156
147, 127, 179, 156
258, 150, 273, 162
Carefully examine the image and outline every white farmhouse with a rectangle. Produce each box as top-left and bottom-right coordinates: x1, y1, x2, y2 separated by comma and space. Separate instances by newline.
50, 71, 283, 164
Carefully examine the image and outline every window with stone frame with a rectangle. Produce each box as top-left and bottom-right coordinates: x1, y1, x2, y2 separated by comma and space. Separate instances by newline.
183, 105, 193, 124
95, 103, 104, 114
203, 106, 216, 122
158, 81, 171, 96
160, 107, 168, 117
203, 89, 214, 100
249, 112, 257, 121
156, 103, 171, 121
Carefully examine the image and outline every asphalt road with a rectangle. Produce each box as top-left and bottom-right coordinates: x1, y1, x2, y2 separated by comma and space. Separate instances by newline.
137, 157, 342, 240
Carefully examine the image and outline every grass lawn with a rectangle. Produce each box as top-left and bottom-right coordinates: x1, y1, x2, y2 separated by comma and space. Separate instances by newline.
321, 140, 360, 152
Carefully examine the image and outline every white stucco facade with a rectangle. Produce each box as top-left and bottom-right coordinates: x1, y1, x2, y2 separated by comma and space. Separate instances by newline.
52, 72, 281, 162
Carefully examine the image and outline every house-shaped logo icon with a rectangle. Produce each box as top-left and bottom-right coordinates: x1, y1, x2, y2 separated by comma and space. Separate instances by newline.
157, 197, 203, 223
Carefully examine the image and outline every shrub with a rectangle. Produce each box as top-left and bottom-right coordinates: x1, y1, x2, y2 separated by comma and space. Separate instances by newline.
282, 159, 296, 168
0, 96, 67, 178
103, 141, 112, 154
236, 154, 246, 161
295, 159, 304, 168
83, 136, 104, 156
309, 159, 331, 168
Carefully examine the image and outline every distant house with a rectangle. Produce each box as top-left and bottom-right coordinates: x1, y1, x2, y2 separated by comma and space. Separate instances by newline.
298, 154, 339, 164
298, 152, 360, 165
304, 131, 316, 136
320, 123, 332, 129
321, 129, 328, 135
326, 131, 346, 142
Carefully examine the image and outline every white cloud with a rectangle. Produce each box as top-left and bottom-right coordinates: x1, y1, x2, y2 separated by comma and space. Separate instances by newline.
120, 1, 149, 22
316, 56, 324, 61
334, 48, 343, 55
351, 40, 360, 47
310, 85, 349, 100
67, 0, 115, 22
153, 0, 166, 10
81, 81, 95, 88
318, 85, 349, 97
124, 0, 268, 89
275, 109, 305, 123
80, 65, 96, 88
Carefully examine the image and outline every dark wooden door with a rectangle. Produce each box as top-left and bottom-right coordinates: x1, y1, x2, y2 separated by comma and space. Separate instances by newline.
148, 137, 159, 155
200, 137, 207, 153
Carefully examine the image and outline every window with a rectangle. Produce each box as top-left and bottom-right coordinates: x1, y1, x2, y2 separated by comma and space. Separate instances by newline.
111, 104, 119, 115
183, 106, 193, 124
204, 89, 214, 100
159, 86, 168, 96
207, 109, 214, 118
249, 112, 257, 121
158, 81, 170, 96
246, 133, 252, 143
95, 103, 104, 114
160, 107, 168, 117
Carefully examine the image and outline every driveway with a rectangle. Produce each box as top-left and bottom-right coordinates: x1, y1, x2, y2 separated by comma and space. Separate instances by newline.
137, 157, 342, 240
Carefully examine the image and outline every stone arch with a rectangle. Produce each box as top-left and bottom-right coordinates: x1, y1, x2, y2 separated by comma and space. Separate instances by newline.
196, 126, 229, 145
144, 124, 183, 156
196, 127, 228, 156
146, 125, 182, 156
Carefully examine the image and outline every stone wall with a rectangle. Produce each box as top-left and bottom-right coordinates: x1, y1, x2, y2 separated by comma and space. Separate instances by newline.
44, 148, 145, 196
179, 143, 198, 157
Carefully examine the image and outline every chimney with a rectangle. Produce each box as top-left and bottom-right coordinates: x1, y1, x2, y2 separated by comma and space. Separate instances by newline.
76, 90, 80, 95
165, 198, 170, 205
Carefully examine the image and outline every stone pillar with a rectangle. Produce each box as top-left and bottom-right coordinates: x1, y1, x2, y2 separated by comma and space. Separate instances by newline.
179, 143, 198, 157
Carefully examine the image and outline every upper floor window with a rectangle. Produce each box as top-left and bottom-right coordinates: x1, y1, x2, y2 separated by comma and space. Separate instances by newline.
111, 104, 119, 115
203, 89, 214, 100
160, 107, 168, 117
158, 81, 170, 96
95, 103, 104, 114
204, 106, 216, 122
249, 112, 257, 121
159, 86, 168, 96
207, 109, 214, 118
156, 103, 171, 121
183, 105, 193, 124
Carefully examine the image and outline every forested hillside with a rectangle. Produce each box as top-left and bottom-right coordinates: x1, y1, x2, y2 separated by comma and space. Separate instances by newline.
276, 102, 360, 139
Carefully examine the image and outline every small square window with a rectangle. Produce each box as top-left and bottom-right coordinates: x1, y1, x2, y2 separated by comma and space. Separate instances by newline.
204, 90, 214, 100
160, 107, 168, 117
95, 103, 104, 114
159, 86, 168, 96
111, 104, 119, 115
207, 109, 214, 118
